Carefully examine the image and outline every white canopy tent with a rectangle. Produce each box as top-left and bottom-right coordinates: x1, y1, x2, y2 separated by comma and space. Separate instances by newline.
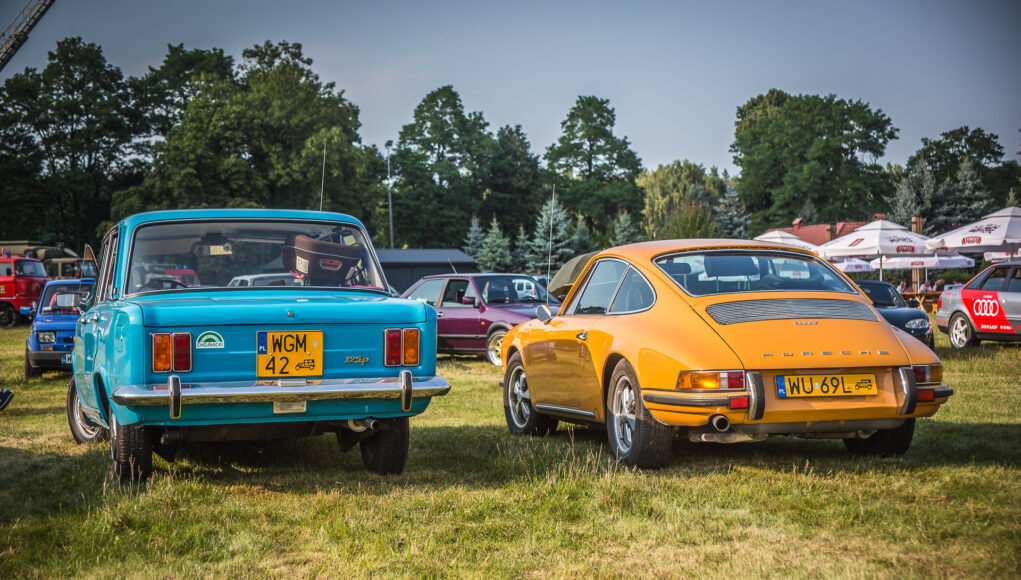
926, 207, 1021, 256
817, 220, 933, 280
985, 250, 1021, 263
833, 258, 873, 272
868, 254, 975, 270
752, 230, 820, 252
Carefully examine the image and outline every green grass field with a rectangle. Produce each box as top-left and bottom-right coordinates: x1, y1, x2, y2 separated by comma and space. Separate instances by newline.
1, 325, 1019, 577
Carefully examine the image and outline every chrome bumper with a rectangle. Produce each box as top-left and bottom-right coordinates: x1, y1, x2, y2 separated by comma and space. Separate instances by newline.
112, 371, 451, 415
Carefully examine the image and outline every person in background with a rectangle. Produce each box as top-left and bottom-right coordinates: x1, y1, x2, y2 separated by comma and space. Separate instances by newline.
919, 280, 934, 292
897, 281, 908, 294
0, 388, 12, 412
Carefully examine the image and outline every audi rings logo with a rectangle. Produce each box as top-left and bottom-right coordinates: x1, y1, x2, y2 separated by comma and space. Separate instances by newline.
972, 299, 1000, 317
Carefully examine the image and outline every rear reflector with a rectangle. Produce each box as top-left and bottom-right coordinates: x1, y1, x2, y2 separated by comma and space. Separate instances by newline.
173, 333, 191, 372
917, 388, 935, 402
385, 329, 402, 366
728, 395, 749, 410
152, 333, 172, 372
402, 328, 420, 366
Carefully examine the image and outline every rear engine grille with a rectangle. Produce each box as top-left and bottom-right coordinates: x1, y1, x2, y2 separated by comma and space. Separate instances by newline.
705, 299, 877, 325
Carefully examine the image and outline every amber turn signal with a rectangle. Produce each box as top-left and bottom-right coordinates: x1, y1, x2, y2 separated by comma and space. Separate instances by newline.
676, 370, 744, 390
402, 328, 420, 366
152, 333, 172, 372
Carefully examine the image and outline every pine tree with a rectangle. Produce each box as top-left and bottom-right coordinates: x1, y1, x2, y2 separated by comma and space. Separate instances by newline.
513, 225, 534, 273
956, 156, 994, 220
477, 217, 513, 272
569, 218, 593, 254
462, 215, 485, 258
527, 198, 573, 274
714, 184, 751, 238
926, 178, 961, 235
611, 210, 642, 246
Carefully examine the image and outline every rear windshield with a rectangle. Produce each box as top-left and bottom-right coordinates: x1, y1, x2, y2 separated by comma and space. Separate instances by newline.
655, 251, 855, 297
40, 282, 93, 314
859, 283, 906, 307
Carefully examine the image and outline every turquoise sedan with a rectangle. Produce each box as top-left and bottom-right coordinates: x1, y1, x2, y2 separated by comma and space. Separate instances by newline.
69, 209, 450, 482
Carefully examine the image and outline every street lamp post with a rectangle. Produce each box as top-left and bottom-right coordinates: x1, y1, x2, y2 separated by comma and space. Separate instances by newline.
385, 140, 394, 249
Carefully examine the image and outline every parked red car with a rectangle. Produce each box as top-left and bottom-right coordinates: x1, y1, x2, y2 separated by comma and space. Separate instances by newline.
0, 255, 49, 327
402, 273, 559, 365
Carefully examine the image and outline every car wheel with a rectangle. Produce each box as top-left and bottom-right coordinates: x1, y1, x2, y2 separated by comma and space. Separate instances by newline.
843, 418, 915, 457
949, 312, 978, 349
24, 347, 42, 379
67, 378, 107, 444
605, 359, 672, 469
0, 304, 16, 328
486, 329, 507, 366
110, 413, 153, 483
360, 417, 409, 475
503, 352, 558, 436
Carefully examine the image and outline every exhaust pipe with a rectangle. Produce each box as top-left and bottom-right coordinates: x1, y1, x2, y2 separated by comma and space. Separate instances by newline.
347, 418, 378, 433
710, 414, 730, 432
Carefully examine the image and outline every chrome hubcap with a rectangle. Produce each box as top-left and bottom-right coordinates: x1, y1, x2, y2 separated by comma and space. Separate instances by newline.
487, 333, 504, 366
612, 377, 637, 454
73, 395, 100, 439
950, 317, 969, 347
508, 367, 531, 427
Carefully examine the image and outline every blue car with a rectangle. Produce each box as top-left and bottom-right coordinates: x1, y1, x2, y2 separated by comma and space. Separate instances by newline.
69, 209, 450, 482
856, 280, 935, 348
23, 278, 94, 379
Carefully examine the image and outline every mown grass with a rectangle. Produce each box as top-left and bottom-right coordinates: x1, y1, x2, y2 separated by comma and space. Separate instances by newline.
1, 324, 1019, 578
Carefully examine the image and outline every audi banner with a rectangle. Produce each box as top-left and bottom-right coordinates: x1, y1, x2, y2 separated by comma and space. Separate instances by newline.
961, 290, 1013, 333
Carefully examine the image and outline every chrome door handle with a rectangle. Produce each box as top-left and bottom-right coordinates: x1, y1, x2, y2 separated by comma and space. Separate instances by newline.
576, 331, 588, 340
436, 312, 445, 318
87, 314, 99, 323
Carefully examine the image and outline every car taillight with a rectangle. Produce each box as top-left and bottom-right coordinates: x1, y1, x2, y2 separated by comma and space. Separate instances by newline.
403, 328, 420, 366
152, 333, 172, 372
173, 333, 192, 372
937, 295, 942, 310
677, 370, 744, 390
385, 329, 402, 366
153, 332, 191, 372
912, 364, 942, 385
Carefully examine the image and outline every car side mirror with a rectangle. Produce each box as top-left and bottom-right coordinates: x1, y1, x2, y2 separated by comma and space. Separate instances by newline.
536, 305, 552, 325
19, 304, 34, 317
461, 296, 477, 307
908, 299, 921, 308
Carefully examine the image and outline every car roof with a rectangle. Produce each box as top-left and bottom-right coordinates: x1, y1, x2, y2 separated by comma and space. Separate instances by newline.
593, 239, 818, 263
116, 209, 367, 232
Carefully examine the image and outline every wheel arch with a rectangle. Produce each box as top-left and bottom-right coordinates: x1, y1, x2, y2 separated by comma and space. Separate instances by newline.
600, 352, 627, 421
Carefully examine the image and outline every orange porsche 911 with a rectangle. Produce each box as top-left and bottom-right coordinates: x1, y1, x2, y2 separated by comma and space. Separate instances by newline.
500, 240, 953, 468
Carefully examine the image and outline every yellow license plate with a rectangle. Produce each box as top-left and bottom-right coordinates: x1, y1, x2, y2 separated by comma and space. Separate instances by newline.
776, 374, 877, 398
256, 331, 323, 378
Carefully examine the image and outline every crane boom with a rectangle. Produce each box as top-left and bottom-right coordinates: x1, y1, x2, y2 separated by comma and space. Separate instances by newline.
0, 0, 55, 72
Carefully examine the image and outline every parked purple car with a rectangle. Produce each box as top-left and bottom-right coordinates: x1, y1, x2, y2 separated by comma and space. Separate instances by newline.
402, 274, 559, 365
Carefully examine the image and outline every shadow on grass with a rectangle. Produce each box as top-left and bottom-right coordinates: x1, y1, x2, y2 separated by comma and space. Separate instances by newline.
0, 445, 108, 525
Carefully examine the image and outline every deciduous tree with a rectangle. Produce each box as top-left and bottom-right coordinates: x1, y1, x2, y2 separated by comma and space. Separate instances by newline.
640, 160, 727, 239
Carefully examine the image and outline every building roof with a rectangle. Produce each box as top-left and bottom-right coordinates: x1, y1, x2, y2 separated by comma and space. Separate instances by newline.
766, 214, 886, 246
375, 249, 475, 265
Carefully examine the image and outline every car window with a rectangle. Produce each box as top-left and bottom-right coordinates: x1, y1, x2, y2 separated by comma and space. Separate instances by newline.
980, 267, 1009, 291
570, 259, 628, 315
440, 279, 476, 307
656, 251, 854, 296
1007, 268, 1021, 293
860, 283, 905, 307
0, 263, 11, 276
96, 229, 120, 302
14, 260, 46, 277
40, 282, 93, 314
609, 267, 655, 313
407, 279, 444, 306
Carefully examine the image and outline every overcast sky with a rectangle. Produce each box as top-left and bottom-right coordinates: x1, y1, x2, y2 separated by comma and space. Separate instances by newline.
3, 0, 1019, 173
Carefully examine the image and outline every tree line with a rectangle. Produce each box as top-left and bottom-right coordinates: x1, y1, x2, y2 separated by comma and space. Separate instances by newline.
1, 38, 1018, 274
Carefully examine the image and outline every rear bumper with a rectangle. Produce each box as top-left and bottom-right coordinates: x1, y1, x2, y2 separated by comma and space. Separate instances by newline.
112, 373, 451, 410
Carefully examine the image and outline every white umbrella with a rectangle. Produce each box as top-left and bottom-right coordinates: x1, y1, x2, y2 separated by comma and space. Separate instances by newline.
926, 207, 1021, 254
753, 230, 820, 252
984, 249, 1021, 263
868, 254, 975, 270
833, 258, 873, 272
818, 220, 933, 280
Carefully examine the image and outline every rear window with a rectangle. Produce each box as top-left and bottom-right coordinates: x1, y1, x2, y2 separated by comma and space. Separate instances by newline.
655, 251, 855, 297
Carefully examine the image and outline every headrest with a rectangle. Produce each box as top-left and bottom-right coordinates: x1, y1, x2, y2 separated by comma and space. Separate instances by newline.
704, 256, 758, 278
660, 261, 692, 276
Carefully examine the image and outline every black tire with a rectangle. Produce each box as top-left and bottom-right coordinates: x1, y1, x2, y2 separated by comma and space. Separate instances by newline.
360, 417, 410, 475
110, 413, 153, 483
503, 352, 558, 436
67, 378, 108, 444
843, 418, 915, 457
926, 333, 935, 350
24, 346, 42, 379
948, 312, 979, 349
605, 359, 672, 469
486, 329, 507, 366
0, 304, 16, 328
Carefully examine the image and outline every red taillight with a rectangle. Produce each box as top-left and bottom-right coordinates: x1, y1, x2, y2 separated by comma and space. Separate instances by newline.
938, 295, 943, 310
912, 364, 942, 385
173, 333, 191, 372
728, 395, 749, 409
385, 329, 402, 366
724, 371, 744, 389
917, 388, 936, 402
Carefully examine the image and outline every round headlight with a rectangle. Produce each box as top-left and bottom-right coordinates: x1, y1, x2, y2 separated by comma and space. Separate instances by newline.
37, 331, 56, 343
905, 318, 930, 330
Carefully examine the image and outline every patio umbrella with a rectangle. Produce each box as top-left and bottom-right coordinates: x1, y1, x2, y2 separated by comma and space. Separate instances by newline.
984, 249, 1021, 263
547, 251, 598, 298
817, 220, 933, 280
832, 258, 873, 272
868, 254, 975, 270
926, 207, 1021, 255
752, 230, 820, 252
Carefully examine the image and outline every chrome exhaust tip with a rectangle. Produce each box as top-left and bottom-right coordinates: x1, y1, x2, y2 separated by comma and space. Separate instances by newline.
347, 418, 378, 433
710, 414, 730, 432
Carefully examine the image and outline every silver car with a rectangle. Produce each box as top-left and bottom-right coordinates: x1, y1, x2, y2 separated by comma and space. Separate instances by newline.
936, 261, 1021, 348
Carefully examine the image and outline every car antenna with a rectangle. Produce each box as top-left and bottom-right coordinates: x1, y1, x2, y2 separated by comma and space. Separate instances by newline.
448, 257, 458, 274
546, 185, 555, 310
318, 139, 327, 211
